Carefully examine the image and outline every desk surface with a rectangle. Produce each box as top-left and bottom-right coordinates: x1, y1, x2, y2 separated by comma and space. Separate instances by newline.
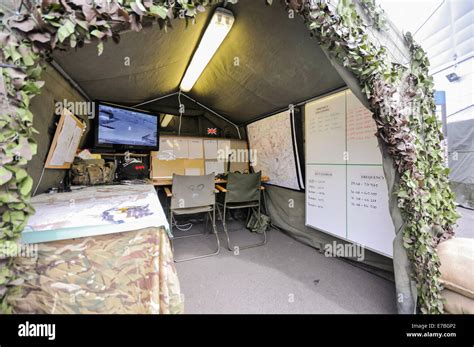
22, 184, 169, 243
152, 176, 270, 186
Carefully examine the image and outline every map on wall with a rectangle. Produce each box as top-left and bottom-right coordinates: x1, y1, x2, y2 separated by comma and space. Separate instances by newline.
247, 110, 302, 190
305, 90, 394, 257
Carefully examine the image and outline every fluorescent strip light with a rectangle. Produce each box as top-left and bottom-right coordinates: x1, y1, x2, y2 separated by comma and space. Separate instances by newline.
161, 114, 174, 127
179, 8, 235, 92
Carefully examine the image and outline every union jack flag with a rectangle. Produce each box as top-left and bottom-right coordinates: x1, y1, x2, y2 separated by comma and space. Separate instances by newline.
207, 128, 217, 135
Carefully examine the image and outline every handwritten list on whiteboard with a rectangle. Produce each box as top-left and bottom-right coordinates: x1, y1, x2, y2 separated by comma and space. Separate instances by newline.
306, 165, 346, 239
346, 91, 382, 165
305, 92, 346, 165
347, 166, 394, 256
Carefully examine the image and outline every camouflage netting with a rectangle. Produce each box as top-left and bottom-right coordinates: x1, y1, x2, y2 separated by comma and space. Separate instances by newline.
0, 0, 458, 314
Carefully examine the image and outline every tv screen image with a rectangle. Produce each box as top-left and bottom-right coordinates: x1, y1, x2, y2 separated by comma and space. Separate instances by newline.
97, 104, 158, 147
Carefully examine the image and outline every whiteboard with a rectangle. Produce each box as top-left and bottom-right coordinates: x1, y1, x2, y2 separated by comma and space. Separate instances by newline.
347, 166, 393, 256
305, 91, 346, 164
305, 90, 394, 257
306, 165, 346, 239
247, 110, 301, 190
346, 91, 382, 165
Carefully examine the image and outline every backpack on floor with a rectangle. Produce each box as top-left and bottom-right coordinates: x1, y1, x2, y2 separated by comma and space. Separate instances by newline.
246, 210, 270, 234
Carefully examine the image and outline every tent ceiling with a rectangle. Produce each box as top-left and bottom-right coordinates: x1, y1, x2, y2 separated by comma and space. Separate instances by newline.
53, 0, 345, 124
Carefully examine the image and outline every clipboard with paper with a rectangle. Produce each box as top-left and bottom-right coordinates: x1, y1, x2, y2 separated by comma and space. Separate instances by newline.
45, 108, 85, 169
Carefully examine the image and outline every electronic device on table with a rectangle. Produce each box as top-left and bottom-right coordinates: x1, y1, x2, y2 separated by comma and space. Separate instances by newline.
92, 101, 157, 183
94, 101, 160, 152
117, 154, 149, 181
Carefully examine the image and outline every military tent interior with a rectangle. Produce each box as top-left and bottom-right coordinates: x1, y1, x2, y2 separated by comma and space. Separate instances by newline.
5, 0, 422, 314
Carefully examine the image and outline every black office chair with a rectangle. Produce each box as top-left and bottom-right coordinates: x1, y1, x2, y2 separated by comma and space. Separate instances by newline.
216, 172, 267, 251
167, 173, 220, 262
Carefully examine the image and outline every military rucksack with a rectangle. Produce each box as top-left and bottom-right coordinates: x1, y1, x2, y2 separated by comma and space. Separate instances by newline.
71, 158, 116, 186
246, 210, 270, 234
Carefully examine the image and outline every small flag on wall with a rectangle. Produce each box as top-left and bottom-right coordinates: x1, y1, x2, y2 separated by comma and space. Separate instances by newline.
207, 128, 217, 135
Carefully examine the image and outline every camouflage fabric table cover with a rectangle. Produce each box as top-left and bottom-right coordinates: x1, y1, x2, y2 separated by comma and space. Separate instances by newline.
8, 227, 183, 314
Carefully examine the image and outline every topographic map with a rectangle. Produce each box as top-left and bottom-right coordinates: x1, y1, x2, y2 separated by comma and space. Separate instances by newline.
247, 110, 300, 190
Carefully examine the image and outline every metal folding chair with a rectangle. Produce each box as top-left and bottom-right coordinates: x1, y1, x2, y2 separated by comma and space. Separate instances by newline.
216, 171, 267, 251
167, 173, 220, 262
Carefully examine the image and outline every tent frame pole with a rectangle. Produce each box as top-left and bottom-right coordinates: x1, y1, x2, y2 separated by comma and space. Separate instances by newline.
50, 59, 92, 101
133, 92, 180, 107
133, 92, 242, 139
180, 93, 241, 139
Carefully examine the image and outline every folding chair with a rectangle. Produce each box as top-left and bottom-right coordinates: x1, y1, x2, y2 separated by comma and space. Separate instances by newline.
216, 171, 267, 251
167, 173, 220, 262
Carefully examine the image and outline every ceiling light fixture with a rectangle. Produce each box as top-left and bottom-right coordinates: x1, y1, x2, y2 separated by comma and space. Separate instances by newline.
179, 7, 235, 92
160, 114, 174, 127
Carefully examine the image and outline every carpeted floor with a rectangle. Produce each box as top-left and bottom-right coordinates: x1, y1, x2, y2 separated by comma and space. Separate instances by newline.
172, 218, 397, 314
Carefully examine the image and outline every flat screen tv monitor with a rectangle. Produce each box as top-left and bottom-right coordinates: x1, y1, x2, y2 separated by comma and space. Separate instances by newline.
94, 102, 159, 152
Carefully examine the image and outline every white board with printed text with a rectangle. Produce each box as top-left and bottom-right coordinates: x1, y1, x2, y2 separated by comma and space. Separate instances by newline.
305, 90, 394, 257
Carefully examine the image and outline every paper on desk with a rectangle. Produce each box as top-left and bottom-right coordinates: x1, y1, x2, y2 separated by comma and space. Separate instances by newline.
157, 138, 175, 160
50, 142, 65, 166
160, 138, 174, 152
49, 114, 80, 166
188, 139, 203, 159
78, 149, 94, 160
66, 126, 82, 162
185, 168, 201, 176
204, 140, 218, 159
218, 140, 231, 161
50, 134, 70, 166
218, 140, 231, 152
205, 161, 224, 175
173, 138, 189, 159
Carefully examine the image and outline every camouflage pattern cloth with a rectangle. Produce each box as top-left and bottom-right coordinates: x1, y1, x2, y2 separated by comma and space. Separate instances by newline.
71, 158, 116, 186
8, 227, 183, 314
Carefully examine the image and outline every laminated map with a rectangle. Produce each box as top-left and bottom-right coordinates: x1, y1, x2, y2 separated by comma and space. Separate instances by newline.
247, 110, 302, 190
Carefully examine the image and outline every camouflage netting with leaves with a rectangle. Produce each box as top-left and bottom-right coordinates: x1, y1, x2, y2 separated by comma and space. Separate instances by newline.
0, 0, 458, 314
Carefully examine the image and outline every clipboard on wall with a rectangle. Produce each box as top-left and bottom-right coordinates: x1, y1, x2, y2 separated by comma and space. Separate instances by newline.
45, 108, 85, 169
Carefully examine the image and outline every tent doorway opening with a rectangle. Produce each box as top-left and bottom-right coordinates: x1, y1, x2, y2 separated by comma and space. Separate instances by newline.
22, 0, 396, 314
